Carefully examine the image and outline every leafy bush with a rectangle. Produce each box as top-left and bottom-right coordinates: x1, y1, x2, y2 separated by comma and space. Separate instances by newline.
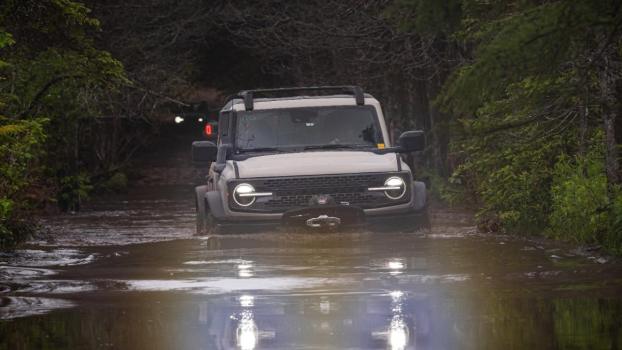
0, 1, 127, 247
548, 139, 609, 244
0, 118, 46, 246
546, 133, 622, 253
57, 173, 93, 212
450, 122, 564, 234
101, 172, 128, 193
419, 167, 470, 206
605, 195, 622, 254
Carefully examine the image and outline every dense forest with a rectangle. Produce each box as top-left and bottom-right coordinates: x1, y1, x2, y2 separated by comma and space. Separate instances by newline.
1, 0, 621, 253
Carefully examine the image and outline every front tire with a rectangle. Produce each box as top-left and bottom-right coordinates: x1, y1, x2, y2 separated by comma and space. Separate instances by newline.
195, 186, 211, 235
412, 180, 431, 230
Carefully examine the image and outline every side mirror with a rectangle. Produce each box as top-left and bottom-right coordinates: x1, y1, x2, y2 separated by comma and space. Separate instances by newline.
192, 141, 217, 164
397, 130, 425, 152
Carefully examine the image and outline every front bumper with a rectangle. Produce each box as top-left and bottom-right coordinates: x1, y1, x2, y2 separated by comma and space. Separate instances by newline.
205, 180, 428, 233
211, 205, 428, 233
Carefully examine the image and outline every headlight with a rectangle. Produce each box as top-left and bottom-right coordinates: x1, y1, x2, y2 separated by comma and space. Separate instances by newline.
233, 183, 256, 207
367, 176, 407, 200
232, 183, 274, 207
384, 176, 406, 200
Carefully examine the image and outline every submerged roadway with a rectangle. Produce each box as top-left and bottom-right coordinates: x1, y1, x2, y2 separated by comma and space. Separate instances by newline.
1, 184, 621, 349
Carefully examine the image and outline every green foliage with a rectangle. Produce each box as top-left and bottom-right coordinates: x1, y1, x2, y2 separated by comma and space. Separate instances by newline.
0, 30, 14, 70
101, 172, 128, 193
448, 74, 576, 233
50, 0, 100, 27
0, 118, 46, 196
0, 1, 127, 247
0, 117, 45, 247
0, 31, 13, 48
454, 130, 564, 233
58, 173, 92, 212
548, 137, 609, 244
433, 0, 622, 253
420, 167, 470, 206
606, 194, 622, 254
441, 1, 583, 115
0, 198, 14, 240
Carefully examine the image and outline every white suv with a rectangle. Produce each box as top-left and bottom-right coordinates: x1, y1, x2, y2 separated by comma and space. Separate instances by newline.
192, 86, 428, 234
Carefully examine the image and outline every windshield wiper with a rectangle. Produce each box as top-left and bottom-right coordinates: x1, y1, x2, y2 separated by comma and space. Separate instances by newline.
237, 147, 285, 153
303, 144, 368, 151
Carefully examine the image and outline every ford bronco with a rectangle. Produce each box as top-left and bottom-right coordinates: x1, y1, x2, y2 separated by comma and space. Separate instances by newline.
192, 86, 428, 234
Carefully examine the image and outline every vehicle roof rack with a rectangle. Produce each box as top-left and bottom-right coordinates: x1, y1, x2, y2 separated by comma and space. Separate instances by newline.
225, 86, 365, 111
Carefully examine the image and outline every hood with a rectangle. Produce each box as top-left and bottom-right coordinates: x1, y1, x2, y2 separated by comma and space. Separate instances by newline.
234, 151, 400, 178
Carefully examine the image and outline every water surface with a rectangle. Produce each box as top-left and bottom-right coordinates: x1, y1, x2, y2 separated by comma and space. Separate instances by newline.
1, 186, 621, 349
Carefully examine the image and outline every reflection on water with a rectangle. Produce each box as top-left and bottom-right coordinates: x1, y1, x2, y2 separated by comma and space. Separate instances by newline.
0, 296, 73, 320
387, 259, 405, 276
389, 317, 408, 350
371, 291, 413, 350
237, 310, 259, 350
389, 291, 409, 350
238, 262, 254, 278
2, 292, 622, 349
0, 249, 96, 267
205, 292, 421, 350
183, 247, 427, 349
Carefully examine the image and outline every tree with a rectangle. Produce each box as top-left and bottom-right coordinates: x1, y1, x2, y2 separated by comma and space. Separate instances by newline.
438, 0, 622, 250
0, 0, 126, 245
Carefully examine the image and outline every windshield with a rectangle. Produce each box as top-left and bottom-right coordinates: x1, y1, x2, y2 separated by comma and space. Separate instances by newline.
235, 106, 383, 152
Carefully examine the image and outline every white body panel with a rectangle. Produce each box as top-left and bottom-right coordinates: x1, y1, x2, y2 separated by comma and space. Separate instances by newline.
234, 151, 399, 178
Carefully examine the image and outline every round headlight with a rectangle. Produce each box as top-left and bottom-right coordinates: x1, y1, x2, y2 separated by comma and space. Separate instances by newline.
384, 176, 406, 200
233, 183, 256, 207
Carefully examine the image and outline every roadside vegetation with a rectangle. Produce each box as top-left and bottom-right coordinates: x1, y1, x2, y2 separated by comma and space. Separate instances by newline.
1, 0, 621, 253
432, 0, 622, 253
0, 1, 127, 246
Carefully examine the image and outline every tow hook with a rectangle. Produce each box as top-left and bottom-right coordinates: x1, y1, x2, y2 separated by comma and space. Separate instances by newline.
306, 215, 341, 228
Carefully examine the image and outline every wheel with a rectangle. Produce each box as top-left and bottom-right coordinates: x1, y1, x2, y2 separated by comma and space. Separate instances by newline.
195, 186, 212, 235
411, 181, 431, 231
195, 202, 207, 235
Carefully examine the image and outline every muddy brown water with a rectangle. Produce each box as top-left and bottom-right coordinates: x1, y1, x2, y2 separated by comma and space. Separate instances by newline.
1, 185, 622, 350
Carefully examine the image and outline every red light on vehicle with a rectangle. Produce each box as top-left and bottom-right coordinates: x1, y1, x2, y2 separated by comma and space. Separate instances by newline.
204, 123, 213, 136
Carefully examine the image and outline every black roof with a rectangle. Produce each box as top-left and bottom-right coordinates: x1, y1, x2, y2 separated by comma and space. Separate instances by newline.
223, 86, 367, 111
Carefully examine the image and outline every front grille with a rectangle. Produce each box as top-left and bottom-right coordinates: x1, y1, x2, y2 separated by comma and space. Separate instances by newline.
263, 174, 385, 195
265, 192, 377, 208
228, 172, 410, 212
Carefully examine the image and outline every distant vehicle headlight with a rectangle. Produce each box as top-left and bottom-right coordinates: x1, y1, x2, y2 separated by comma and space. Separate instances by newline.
233, 183, 256, 207
384, 176, 406, 200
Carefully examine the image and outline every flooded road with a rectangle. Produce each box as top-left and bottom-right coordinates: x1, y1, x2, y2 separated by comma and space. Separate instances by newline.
1, 185, 622, 349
